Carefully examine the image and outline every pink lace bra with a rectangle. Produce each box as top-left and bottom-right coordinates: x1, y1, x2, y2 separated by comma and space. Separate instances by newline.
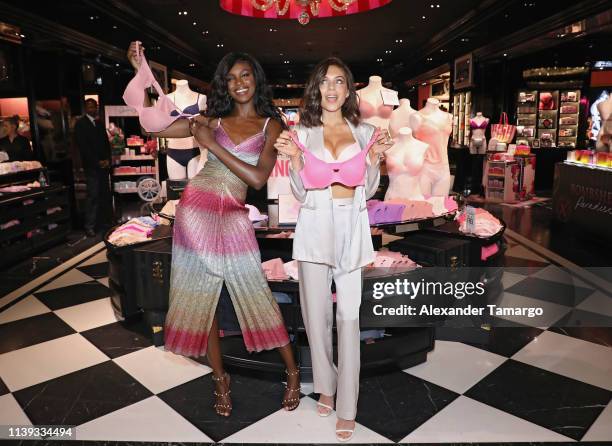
123, 54, 198, 133
290, 133, 376, 189
359, 100, 394, 119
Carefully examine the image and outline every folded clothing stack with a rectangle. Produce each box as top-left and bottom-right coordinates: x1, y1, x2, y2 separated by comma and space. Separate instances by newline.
107, 216, 159, 246
261, 258, 299, 281
456, 208, 503, 237
245, 204, 268, 222
0, 161, 42, 175
367, 250, 418, 268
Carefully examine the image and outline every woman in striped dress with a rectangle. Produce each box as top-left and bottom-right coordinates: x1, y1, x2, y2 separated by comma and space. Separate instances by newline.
126, 42, 300, 417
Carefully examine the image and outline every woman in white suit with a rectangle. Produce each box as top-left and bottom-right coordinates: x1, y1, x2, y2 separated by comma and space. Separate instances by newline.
274, 57, 391, 441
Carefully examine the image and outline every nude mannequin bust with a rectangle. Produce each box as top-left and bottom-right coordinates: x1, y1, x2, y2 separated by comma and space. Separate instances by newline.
384, 127, 428, 201
409, 98, 453, 196
357, 75, 395, 130
389, 99, 417, 139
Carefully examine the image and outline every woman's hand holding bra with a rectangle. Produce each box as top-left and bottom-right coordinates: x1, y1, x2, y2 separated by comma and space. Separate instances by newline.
127, 41, 144, 71
369, 128, 393, 161
274, 130, 301, 157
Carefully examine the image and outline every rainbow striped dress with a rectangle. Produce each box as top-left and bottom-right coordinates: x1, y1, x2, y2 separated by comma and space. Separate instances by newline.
164, 118, 290, 356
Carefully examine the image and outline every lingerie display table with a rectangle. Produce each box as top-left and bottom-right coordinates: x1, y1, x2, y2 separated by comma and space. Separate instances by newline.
125, 233, 434, 381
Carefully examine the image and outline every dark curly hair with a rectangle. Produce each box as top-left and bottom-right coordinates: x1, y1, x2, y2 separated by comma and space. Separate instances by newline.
299, 57, 360, 128
205, 52, 284, 126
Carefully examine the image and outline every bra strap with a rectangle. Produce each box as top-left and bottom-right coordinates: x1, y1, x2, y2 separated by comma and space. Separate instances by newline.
262, 117, 271, 134
363, 129, 380, 152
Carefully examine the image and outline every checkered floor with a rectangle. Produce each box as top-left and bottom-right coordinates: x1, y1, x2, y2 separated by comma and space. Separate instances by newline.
0, 240, 611, 443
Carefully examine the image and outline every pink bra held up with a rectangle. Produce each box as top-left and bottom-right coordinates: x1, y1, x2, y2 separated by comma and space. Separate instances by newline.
290, 132, 377, 190
122, 54, 198, 133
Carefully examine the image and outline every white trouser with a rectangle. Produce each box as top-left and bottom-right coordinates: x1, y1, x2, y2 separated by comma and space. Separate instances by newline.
298, 197, 361, 420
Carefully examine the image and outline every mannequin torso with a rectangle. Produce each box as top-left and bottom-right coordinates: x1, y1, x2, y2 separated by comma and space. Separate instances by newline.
389, 99, 417, 138
469, 112, 489, 155
384, 127, 428, 200
166, 80, 207, 179
167, 80, 207, 149
409, 98, 453, 165
357, 76, 394, 130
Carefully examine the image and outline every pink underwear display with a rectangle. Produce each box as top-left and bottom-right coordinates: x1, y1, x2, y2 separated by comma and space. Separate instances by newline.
456, 208, 503, 237
481, 244, 500, 261
386, 199, 435, 220
261, 258, 289, 281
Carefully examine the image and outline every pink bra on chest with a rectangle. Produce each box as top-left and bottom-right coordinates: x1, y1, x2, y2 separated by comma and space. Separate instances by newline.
290, 132, 376, 189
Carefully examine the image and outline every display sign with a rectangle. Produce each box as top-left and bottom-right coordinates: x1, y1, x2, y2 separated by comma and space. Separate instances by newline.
267, 155, 292, 199
552, 162, 612, 241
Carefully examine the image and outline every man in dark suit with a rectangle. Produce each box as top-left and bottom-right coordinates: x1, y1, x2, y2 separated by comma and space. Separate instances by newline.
74, 99, 111, 237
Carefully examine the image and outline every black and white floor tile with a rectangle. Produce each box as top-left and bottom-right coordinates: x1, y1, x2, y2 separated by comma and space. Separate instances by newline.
0, 242, 610, 444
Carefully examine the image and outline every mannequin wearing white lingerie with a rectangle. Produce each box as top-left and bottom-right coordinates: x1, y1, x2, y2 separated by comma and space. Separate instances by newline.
469, 112, 489, 155
389, 99, 417, 138
384, 127, 428, 201
596, 95, 612, 152
166, 80, 208, 179
409, 98, 453, 196
357, 75, 394, 130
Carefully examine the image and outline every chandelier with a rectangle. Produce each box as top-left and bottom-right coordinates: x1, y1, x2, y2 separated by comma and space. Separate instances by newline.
220, 0, 392, 25
252, 1, 354, 24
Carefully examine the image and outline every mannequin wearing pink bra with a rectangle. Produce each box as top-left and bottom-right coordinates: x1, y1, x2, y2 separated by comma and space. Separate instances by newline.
274, 58, 391, 442
409, 98, 453, 196
384, 127, 428, 200
389, 99, 417, 138
357, 75, 395, 130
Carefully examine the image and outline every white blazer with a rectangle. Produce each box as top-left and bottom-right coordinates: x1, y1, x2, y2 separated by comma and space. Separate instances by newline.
288, 119, 380, 271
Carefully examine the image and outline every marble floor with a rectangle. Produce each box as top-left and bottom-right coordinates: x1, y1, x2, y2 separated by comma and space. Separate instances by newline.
0, 233, 610, 444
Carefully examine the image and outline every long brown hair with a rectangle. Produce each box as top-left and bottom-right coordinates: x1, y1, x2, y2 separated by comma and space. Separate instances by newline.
299, 57, 360, 128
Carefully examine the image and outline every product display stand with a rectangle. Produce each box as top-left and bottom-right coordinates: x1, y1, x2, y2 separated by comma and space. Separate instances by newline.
0, 169, 71, 268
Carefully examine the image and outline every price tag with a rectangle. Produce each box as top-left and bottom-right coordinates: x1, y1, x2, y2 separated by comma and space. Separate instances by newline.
380, 88, 400, 106
465, 206, 476, 234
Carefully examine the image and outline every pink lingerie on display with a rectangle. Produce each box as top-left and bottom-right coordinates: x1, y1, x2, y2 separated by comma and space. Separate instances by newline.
122, 54, 199, 133
369, 250, 417, 268
283, 260, 299, 281
107, 217, 158, 246
359, 100, 394, 119
261, 258, 289, 281
456, 208, 503, 237
245, 204, 268, 222
469, 119, 489, 130
481, 244, 500, 261
386, 199, 435, 221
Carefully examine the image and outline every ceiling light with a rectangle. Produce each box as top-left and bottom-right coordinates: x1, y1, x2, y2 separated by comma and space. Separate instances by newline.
178, 11, 182, 15
193, 22, 197, 25
183, 10, 188, 15
112, 25, 117, 29
189, 63, 195, 67
202, 30, 209, 35
422, 16, 426, 19
115, 63, 119, 67
503, 53, 508, 56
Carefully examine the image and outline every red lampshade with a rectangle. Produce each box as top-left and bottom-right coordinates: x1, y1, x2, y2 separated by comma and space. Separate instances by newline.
220, 0, 392, 20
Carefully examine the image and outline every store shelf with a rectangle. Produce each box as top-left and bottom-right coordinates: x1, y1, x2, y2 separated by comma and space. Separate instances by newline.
113, 172, 155, 177
120, 155, 154, 161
